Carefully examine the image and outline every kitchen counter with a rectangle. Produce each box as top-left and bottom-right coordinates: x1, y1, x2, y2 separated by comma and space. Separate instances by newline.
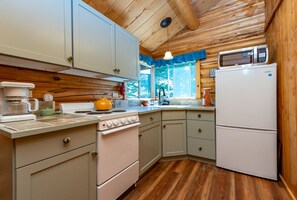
0, 105, 215, 139
0, 114, 99, 139
126, 105, 216, 115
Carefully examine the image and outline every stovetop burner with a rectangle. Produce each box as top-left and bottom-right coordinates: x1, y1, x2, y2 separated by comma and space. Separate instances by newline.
87, 111, 113, 115
111, 109, 127, 112
74, 109, 127, 115
74, 111, 91, 113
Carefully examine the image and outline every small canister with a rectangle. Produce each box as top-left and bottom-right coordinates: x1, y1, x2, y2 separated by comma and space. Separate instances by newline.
202, 88, 212, 106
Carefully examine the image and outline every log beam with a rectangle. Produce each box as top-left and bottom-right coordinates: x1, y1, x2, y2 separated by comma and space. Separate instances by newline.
175, 0, 200, 30
139, 45, 153, 57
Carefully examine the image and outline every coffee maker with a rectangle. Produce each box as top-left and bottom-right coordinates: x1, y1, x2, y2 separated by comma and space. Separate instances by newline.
0, 81, 39, 122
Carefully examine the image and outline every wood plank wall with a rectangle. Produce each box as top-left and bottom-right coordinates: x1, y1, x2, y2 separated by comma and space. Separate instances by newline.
198, 35, 266, 97
266, 0, 297, 198
0, 65, 121, 109
152, 0, 266, 98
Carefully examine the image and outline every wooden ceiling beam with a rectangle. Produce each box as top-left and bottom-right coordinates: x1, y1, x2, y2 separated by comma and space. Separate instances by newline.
139, 45, 153, 57
174, 0, 200, 30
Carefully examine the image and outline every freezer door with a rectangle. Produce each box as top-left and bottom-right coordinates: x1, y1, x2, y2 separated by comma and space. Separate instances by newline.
216, 126, 277, 180
215, 64, 276, 130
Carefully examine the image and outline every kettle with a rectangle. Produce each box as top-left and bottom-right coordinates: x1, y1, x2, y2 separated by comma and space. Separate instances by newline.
94, 98, 113, 110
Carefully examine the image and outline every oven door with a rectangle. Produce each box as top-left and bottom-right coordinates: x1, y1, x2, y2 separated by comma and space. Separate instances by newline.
97, 123, 140, 185
219, 49, 254, 68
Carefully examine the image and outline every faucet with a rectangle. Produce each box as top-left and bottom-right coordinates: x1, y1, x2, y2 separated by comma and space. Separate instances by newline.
158, 87, 169, 105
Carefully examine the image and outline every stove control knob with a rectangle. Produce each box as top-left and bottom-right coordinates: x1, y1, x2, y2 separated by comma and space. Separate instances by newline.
120, 118, 127, 124
106, 121, 113, 128
127, 117, 133, 123
132, 116, 138, 122
112, 119, 119, 126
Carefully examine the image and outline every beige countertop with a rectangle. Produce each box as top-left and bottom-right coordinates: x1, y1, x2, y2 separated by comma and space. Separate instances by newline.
125, 105, 216, 115
0, 114, 99, 139
0, 105, 215, 139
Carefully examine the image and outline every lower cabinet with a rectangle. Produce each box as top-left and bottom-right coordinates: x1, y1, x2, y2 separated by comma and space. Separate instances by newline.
0, 124, 97, 200
139, 112, 162, 176
16, 144, 97, 200
187, 110, 216, 160
139, 121, 162, 176
162, 120, 187, 157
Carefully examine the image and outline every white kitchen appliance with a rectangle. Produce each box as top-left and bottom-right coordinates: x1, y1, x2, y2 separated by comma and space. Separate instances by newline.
215, 63, 277, 180
60, 102, 140, 200
0, 81, 39, 122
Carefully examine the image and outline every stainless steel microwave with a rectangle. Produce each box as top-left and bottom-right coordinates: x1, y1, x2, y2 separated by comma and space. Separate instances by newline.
218, 45, 268, 69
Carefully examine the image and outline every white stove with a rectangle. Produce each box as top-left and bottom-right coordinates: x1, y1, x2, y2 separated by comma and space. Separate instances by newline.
60, 102, 140, 200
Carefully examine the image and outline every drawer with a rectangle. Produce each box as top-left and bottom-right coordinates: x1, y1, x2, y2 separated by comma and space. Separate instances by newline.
187, 138, 215, 160
15, 124, 96, 168
187, 111, 215, 121
139, 111, 161, 127
162, 110, 186, 120
187, 120, 215, 140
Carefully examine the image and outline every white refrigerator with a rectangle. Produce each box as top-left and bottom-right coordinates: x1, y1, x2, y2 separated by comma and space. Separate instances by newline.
215, 63, 277, 180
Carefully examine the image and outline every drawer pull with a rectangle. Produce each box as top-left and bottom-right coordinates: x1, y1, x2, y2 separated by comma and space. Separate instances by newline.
150, 117, 154, 120
198, 114, 201, 118
198, 147, 202, 151
91, 151, 98, 157
163, 125, 166, 128
63, 137, 71, 144
198, 129, 202, 133
138, 134, 143, 137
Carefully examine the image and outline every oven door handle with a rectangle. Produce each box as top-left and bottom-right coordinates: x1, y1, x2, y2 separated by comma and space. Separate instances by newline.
99, 123, 141, 135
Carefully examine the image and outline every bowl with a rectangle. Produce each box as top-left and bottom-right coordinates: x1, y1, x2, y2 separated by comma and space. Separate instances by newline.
141, 100, 149, 106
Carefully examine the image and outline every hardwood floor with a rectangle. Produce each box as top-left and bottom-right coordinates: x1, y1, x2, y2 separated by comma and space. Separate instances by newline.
123, 160, 291, 200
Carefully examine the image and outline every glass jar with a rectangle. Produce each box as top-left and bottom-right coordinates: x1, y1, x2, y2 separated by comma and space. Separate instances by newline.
3, 100, 29, 116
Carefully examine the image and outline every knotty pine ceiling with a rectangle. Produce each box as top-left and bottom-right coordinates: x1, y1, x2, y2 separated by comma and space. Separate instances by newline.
84, 0, 221, 52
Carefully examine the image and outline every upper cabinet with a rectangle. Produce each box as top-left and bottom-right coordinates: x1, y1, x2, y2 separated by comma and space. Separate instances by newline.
72, 0, 115, 75
0, 0, 72, 67
0, 0, 139, 80
72, 0, 139, 80
115, 26, 139, 80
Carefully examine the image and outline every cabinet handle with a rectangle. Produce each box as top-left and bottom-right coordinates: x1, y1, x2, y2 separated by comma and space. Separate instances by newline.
67, 56, 73, 62
198, 114, 201, 118
163, 125, 166, 128
138, 134, 143, 137
63, 137, 71, 144
117, 69, 120, 73
198, 129, 202, 133
198, 147, 202, 151
91, 151, 98, 157
113, 68, 117, 73
150, 117, 154, 120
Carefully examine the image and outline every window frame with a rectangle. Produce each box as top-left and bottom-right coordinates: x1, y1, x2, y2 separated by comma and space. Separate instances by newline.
126, 60, 200, 100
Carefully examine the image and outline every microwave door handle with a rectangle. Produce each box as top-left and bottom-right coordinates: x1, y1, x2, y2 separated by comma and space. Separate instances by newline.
253, 47, 257, 64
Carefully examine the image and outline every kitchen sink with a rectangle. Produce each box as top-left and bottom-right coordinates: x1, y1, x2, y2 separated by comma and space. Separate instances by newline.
153, 105, 190, 108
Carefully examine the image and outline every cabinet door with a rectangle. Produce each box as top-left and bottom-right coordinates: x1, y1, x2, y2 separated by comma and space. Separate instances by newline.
139, 122, 161, 176
16, 144, 97, 200
0, 0, 72, 67
115, 25, 139, 80
162, 120, 187, 157
73, 0, 115, 75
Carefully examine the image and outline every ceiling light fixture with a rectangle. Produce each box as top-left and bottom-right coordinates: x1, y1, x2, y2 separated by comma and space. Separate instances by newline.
160, 17, 173, 60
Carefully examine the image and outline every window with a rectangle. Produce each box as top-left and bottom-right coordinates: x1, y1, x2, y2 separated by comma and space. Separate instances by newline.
127, 65, 152, 99
155, 61, 196, 98
127, 61, 196, 99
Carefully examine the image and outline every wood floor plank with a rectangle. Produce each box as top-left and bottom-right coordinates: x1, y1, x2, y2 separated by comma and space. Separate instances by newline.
123, 160, 291, 200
